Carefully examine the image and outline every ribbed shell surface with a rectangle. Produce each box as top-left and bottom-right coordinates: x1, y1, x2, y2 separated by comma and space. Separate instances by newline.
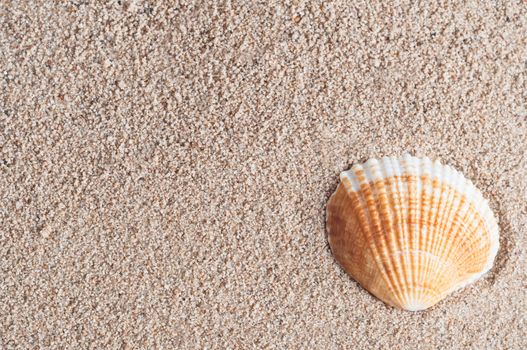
326, 155, 499, 311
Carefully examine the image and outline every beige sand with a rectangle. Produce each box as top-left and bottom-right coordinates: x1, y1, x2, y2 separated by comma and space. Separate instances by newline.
1, 1, 526, 348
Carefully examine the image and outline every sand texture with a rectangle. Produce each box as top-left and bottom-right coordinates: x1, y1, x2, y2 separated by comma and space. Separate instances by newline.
1, 1, 526, 349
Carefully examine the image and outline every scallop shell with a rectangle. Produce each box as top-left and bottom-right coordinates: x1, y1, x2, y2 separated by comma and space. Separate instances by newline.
326, 155, 499, 311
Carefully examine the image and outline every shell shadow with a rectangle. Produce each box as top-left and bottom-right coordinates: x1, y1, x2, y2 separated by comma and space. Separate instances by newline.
322, 176, 339, 245
483, 205, 515, 286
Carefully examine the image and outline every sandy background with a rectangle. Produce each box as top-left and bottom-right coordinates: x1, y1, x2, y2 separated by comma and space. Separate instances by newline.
1, 0, 526, 349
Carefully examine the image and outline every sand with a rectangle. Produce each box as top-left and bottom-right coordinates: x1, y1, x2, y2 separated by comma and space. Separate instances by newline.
1, 1, 526, 349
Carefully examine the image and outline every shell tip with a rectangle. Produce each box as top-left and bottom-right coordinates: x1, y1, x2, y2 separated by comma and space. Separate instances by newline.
402, 301, 430, 312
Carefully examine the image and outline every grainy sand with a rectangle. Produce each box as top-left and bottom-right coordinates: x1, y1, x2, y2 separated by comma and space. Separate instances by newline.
1, 1, 526, 349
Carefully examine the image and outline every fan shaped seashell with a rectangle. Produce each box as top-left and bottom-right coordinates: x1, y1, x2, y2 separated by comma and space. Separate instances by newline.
326, 154, 499, 311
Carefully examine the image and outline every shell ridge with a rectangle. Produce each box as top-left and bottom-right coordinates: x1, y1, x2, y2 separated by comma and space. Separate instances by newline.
413, 158, 426, 306
428, 161, 497, 258
360, 162, 403, 306
445, 199, 486, 290
428, 166, 458, 298
458, 200, 484, 264
408, 156, 422, 307
417, 159, 433, 306
397, 156, 414, 307
383, 158, 411, 307
426, 162, 450, 298
421, 165, 442, 306
425, 175, 492, 295
429, 160, 447, 280
420, 178, 438, 304
431, 186, 465, 298
373, 159, 407, 307
346, 166, 399, 304
415, 158, 429, 305
454, 207, 488, 280
373, 162, 412, 306
446, 171, 481, 285
403, 155, 419, 307
390, 156, 413, 306
431, 167, 473, 298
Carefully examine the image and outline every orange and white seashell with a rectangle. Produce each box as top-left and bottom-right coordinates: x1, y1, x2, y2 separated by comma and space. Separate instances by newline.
326, 154, 499, 311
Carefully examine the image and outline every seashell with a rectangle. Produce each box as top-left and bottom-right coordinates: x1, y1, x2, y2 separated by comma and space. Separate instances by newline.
326, 154, 499, 311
